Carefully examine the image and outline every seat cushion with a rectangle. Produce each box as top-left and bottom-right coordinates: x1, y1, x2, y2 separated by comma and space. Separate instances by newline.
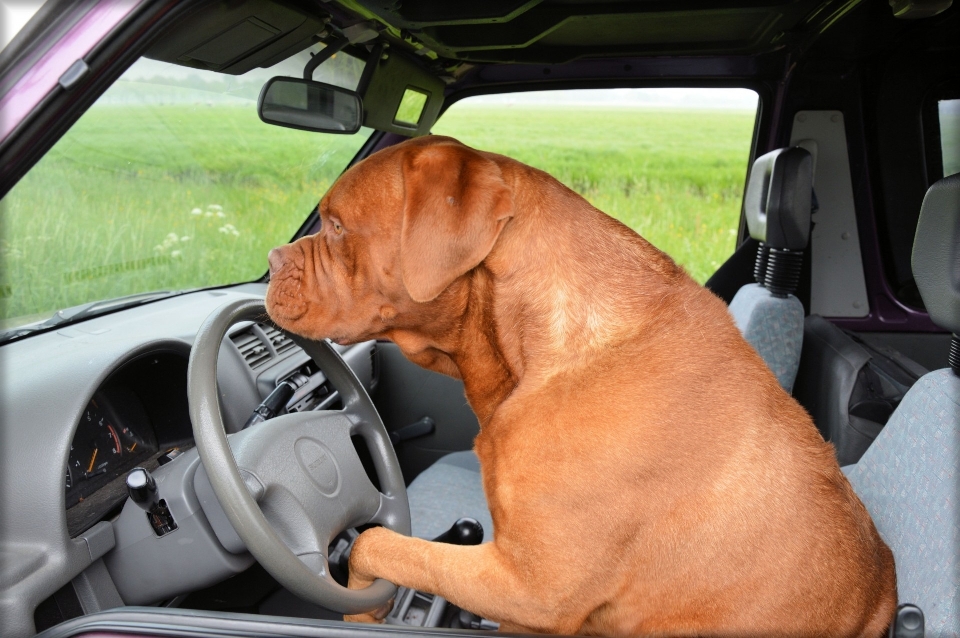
407, 450, 493, 542
729, 283, 804, 392
845, 369, 960, 636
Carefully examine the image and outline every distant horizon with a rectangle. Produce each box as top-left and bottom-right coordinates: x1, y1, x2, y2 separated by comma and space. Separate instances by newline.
464, 88, 759, 110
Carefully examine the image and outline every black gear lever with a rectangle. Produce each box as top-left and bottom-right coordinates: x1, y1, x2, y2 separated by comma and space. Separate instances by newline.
432, 517, 484, 546
335, 518, 484, 585
127, 467, 177, 536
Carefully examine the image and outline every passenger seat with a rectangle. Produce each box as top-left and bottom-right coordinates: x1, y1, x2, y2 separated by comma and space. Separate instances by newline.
728, 147, 813, 392
842, 174, 960, 636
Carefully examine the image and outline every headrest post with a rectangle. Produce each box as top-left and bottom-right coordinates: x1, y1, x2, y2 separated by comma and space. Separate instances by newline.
764, 247, 803, 298
754, 242, 770, 286
950, 335, 959, 377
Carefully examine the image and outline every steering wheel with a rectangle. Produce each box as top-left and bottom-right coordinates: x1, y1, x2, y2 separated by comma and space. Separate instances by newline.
187, 298, 410, 614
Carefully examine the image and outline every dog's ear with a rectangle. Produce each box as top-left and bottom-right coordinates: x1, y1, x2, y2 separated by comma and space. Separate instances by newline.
399, 142, 514, 303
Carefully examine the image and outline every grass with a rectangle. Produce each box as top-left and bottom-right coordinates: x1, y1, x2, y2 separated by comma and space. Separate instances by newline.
0, 101, 756, 324
434, 105, 755, 282
0, 104, 367, 323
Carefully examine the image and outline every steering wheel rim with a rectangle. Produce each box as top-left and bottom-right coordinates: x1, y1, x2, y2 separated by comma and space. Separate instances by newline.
187, 298, 410, 614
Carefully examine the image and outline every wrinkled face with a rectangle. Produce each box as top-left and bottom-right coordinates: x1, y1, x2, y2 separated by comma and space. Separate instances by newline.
265, 156, 401, 345
266, 136, 514, 346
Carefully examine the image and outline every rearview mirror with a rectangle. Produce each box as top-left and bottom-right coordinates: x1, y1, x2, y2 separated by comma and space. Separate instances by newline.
257, 77, 362, 134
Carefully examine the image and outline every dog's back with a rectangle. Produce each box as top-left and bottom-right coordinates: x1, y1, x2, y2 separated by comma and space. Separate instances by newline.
474, 157, 897, 636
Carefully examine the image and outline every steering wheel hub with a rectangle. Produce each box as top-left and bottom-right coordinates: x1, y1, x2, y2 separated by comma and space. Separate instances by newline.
296, 438, 341, 496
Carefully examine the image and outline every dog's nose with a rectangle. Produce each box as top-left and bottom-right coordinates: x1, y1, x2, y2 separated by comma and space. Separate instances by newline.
268, 248, 284, 277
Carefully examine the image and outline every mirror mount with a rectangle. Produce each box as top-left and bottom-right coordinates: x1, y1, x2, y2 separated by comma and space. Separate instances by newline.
303, 38, 349, 80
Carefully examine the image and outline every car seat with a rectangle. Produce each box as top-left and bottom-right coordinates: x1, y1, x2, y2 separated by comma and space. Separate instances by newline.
406, 450, 493, 541
728, 146, 813, 392
842, 173, 960, 636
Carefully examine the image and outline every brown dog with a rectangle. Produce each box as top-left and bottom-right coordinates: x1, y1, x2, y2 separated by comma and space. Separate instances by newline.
265, 135, 896, 636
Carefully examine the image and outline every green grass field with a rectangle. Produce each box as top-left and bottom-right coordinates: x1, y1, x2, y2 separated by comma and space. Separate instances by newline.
0, 102, 755, 324
435, 105, 755, 280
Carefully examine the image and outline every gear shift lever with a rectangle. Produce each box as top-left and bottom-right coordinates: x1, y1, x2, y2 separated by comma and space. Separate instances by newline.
127, 467, 177, 536
432, 517, 484, 546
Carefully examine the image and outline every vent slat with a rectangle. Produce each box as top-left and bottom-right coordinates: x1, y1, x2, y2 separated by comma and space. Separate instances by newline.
231, 328, 272, 370
261, 323, 297, 355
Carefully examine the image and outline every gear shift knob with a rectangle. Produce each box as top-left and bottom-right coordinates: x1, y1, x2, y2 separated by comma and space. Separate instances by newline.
126, 467, 159, 511
126, 467, 177, 536
432, 517, 484, 546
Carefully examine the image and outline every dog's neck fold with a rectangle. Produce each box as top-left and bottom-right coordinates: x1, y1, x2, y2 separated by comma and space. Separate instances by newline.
395, 166, 687, 428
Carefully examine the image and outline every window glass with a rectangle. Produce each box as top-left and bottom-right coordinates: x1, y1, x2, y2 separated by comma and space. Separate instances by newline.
939, 99, 960, 178
0, 45, 369, 328
395, 87, 429, 126
432, 89, 758, 283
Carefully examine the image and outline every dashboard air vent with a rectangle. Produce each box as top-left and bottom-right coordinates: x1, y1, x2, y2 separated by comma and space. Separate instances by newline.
261, 323, 297, 355
231, 328, 271, 370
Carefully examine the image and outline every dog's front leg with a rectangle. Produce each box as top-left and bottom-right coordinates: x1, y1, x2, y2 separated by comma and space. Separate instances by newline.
344, 527, 581, 633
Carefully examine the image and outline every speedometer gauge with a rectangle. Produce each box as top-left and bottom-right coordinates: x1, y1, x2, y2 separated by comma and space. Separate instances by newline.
66, 392, 157, 507
69, 400, 122, 481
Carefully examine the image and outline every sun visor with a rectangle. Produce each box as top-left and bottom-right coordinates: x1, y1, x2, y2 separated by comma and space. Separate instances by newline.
360, 51, 445, 137
145, 1, 325, 75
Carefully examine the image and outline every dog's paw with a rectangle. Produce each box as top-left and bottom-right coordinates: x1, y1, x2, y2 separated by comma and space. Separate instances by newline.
343, 600, 394, 624
347, 526, 386, 583
343, 527, 395, 623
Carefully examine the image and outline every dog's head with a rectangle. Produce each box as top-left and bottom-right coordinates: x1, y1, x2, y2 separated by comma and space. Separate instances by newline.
266, 136, 514, 345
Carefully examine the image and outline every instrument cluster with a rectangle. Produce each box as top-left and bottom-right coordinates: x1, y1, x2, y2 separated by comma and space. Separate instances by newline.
65, 391, 157, 508
65, 350, 194, 536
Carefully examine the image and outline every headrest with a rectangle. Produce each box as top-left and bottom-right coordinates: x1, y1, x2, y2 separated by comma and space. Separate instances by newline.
744, 147, 814, 251
913, 173, 960, 334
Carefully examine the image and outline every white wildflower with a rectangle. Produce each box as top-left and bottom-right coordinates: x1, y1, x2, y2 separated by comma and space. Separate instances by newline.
216, 211, 225, 218
166, 233, 178, 242
204, 211, 213, 217
180, 236, 191, 242
208, 204, 223, 211
190, 208, 202, 215
171, 250, 182, 258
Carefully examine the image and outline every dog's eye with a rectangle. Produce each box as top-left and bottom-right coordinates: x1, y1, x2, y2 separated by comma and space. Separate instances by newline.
333, 221, 343, 235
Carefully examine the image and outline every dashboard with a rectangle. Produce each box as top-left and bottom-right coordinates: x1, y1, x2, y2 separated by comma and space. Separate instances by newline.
0, 284, 379, 635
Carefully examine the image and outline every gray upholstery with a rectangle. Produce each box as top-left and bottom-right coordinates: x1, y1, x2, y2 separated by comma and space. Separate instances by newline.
844, 369, 960, 636
912, 174, 960, 334
730, 146, 812, 393
729, 283, 804, 391
407, 451, 493, 542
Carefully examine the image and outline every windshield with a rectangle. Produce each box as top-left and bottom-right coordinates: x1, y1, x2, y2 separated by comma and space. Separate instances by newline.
0, 45, 370, 330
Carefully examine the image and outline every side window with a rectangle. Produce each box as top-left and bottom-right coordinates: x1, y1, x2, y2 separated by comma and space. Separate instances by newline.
432, 89, 758, 283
